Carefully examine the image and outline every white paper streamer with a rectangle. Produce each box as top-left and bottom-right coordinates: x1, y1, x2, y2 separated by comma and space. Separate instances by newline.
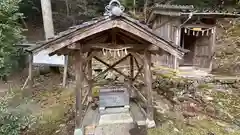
187, 30, 190, 35
102, 48, 106, 56
196, 31, 199, 36
113, 50, 116, 58
101, 47, 130, 57
109, 49, 112, 56
117, 49, 121, 57
184, 27, 214, 36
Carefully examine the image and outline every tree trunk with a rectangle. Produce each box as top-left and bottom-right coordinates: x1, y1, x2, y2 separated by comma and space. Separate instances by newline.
41, 0, 54, 40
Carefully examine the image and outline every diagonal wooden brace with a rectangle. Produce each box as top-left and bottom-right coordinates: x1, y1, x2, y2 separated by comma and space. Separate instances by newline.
133, 65, 144, 82
93, 56, 131, 80
93, 54, 131, 80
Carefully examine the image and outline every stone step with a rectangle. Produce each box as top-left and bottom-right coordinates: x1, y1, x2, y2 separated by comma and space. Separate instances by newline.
99, 113, 133, 125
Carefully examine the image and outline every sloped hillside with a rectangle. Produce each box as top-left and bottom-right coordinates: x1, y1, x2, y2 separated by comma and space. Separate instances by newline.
213, 19, 240, 75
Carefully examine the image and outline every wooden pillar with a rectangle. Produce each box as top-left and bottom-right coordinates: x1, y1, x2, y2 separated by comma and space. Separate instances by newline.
62, 55, 68, 87
130, 55, 134, 83
87, 54, 93, 101
129, 55, 134, 97
143, 50, 154, 121
209, 26, 216, 72
28, 53, 33, 88
75, 51, 84, 128
174, 56, 178, 70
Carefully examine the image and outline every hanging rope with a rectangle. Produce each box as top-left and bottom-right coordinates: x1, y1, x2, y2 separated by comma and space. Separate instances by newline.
101, 47, 131, 57
184, 27, 214, 36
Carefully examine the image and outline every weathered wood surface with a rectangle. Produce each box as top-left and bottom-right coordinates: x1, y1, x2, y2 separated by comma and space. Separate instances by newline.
87, 52, 93, 99
193, 36, 211, 68
62, 56, 68, 87
209, 26, 216, 71
93, 54, 131, 81
41, 19, 182, 59
74, 51, 84, 128
28, 53, 33, 88
143, 50, 154, 120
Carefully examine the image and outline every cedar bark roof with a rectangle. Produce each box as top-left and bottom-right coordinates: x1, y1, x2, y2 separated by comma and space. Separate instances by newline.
27, 14, 186, 58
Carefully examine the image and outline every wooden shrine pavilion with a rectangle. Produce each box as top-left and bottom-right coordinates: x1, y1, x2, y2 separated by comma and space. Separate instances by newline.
147, 4, 240, 72
26, 0, 186, 132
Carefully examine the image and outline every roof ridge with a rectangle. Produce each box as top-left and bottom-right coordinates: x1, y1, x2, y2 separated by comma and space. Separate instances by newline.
154, 4, 194, 9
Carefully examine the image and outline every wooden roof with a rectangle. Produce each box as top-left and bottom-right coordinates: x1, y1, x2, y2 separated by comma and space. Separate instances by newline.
27, 14, 185, 59
181, 12, 240, 18
147, 4, 240, 23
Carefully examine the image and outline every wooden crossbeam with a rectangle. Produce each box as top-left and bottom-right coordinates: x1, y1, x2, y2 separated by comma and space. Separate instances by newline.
93, 56, 131, 80
130, 52, 144, 65
68, 43, 145, 50
133, 66, 144, 82
93, 54, 131, 80
134, 56, 140, 70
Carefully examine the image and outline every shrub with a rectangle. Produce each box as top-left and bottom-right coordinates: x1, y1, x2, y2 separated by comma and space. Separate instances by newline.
0, 91, 36, 135
0, 0, 25, 80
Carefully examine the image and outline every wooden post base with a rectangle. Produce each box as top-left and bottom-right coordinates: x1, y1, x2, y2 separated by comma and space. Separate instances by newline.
146, 118, 156, 128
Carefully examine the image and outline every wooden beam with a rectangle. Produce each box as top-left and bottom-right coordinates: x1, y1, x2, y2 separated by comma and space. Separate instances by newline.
83, 33, 108, 44
209, 26, 216, 72
133, 66, 143, 82
87, 53, 93, 101
21, 76, 30, 90
116, 33, 143, 44
132, 86, 147, 103
129, 55, 134, 95
130, 52, 144, 65
173, 56, 178, 70
143, 50, 154, 121
74, 51, 84, 128
28, 53, 33, 88
130, 55, 134, 81
93, 54, 130, 80
49, 48, 73, 56
83, 51, 94, 71
134, 56, 140, 70
62, 56, 68, 87
119, 29, 149, 45
93, 56, 131, 80
68, 43, 146, 50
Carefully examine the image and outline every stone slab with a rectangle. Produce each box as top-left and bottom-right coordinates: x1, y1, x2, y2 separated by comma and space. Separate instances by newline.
99, 113, 133, 125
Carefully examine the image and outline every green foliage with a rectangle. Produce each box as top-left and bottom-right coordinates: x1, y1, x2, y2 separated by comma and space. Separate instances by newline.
0, 0, 25, 79
0, 91, 36, 135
